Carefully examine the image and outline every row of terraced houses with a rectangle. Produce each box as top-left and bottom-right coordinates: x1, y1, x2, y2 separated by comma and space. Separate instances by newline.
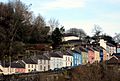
0, 33, 119, 75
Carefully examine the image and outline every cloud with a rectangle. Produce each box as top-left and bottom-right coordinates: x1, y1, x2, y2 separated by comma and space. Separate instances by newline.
61, 19, 120, 37
40, 0, 86, 11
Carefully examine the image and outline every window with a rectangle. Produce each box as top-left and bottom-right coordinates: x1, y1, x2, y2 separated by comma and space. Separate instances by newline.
40, 65, 42, 70
28, 64, 30, 68
48, 65, 50, 70
44, 60, 46, 64
44, 66, 46, 71
35, 65, 36, 68
48, 60, 50, 65
40, 60, 42, 64
68, 57, 70, 61
32, 65, 33, 68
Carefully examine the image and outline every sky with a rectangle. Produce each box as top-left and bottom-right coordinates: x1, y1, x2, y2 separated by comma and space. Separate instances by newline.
1, 0, 120, 37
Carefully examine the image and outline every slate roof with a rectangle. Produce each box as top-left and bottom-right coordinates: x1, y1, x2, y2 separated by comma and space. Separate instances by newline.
11, 62, 25, 68
23, 58, 37, 64
49, 51, 63, 58
107, 56, 120, 65
87, 47, 94, 52
72, 48, 81, 54
93, 47, 100, 52
65, 50, 73, 56
79, 47, 88, 52
1, 63, 9, 68
112, 53, 120, 56
107, 43, 115, 47
32, 54, 50, 62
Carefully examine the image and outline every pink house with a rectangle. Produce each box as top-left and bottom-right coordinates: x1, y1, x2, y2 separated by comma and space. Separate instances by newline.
11, 62, 25, 73
87, 47, 95, 64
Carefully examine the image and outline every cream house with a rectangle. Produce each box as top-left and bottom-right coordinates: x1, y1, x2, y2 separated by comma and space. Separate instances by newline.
18, 58, 38, 73
33, 53, 50, 72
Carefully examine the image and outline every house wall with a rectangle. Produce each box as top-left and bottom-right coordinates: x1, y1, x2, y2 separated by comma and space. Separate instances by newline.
50, 57, 63, 70
106, 45, 116, 56
2, 67, 15, 75
15, 68, 25, 73
38, 59, 50, 72
94, 51, 100, 62
62, 36, 79, 41
63, 55, 73, 67
81, 52, 88, 64
88, 50, 95, 64
103, 49, 108, 61
73, 52, 82, 66
25, 64, 38, 73
99, 39, 107, 49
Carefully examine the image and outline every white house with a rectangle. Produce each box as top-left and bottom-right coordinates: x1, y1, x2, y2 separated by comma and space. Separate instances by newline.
0, 63, 3, 74
106, 43, 116, 56
62, 33, 79, 42
62, 50, 73, 67
99, 39, 116, 59
1, 64, 10, 75
99, 39, 107, 49
49, 51, 63, 70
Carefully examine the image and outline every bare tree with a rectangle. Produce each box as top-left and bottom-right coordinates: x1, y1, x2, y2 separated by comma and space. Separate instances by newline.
48, 18, 59, 32
92, 24, 103, 36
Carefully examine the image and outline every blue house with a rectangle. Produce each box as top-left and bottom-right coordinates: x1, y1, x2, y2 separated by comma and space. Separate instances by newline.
99, 47, 103, 62
72, 48, 82, 66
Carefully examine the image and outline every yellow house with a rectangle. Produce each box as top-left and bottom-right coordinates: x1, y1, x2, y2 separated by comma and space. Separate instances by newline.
79, 47, 88, 64
103, 49, 108, 61
93, 47, 100, 63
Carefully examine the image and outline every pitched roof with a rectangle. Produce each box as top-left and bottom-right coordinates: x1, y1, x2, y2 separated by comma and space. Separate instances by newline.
23, 58, 37, 64
107, 43, 115, 47
1, 63, 9, 68
93, 47, 100, 52
107, 56, 120, 64
112, 53, 120, 56
87, 47, 94, 52
50, 51, 63, 58
64, 50, 73, 56
33, 54, 50, 60
79, 47, 88, 52
72, 48, 81, 54
11, 62, 25, 68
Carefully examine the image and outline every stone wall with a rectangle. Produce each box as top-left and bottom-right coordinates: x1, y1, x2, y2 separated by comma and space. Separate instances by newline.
0, 71, 64, 81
